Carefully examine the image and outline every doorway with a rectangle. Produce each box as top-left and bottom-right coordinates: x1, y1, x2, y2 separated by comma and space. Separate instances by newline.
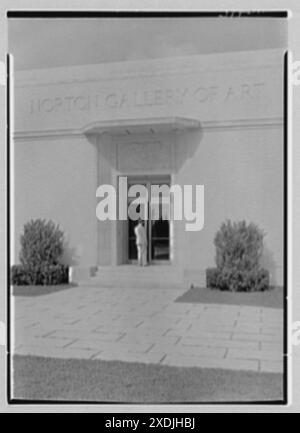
127, 175, 171, 264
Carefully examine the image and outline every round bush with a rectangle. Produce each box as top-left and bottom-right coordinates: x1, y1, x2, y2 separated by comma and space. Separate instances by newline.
20, 219, 64, 268
11, 264, 69, 286
206, 220, 270, 292
12, 219, 68, 286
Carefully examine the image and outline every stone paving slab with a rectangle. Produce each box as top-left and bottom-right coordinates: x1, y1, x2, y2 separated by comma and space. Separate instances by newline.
15, 336, 76, 350
16, 344, 98, 359
46, 329, 125, 342
227, 348, 283, 361
180, 336, 260, 350
260, 360, 285, 373
177, 329, 233, 340
118, 334, 179, 346
261, 342, 283, 352
167, 345, 227, 359
68, 338, 153, 353
12, 286, 284, 373
232, 332, 283, 343
161, 354, 260, 372
93, 350, 165, 364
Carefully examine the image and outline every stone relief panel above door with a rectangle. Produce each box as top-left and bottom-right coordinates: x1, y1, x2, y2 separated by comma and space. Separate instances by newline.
117, 139, 173, 172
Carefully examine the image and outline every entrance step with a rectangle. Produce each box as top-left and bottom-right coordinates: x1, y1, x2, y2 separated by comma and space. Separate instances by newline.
81, 265, 184, 289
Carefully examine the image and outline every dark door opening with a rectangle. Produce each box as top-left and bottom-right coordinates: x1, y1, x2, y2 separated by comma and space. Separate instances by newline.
127, 176, 171, 264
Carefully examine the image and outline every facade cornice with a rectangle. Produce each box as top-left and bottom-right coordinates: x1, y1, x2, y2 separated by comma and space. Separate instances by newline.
13, 117, 283, 140
14, 49, 285, 89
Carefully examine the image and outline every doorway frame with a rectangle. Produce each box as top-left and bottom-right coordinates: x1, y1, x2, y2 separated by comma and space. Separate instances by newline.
118, 173, 172, 265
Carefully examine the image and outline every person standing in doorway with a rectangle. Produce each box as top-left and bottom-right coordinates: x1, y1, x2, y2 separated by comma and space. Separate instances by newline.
134, 219, 147, 266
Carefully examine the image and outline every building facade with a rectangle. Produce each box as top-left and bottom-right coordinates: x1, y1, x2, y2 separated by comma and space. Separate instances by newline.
13, 49, 284, 287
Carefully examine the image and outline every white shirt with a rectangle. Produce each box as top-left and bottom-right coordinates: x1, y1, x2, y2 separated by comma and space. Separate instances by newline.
134, 223, 147, 245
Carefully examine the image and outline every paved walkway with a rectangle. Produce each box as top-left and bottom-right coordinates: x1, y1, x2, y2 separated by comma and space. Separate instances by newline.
13, 286, 284, 373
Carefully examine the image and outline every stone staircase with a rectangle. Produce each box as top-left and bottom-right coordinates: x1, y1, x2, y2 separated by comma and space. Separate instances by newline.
81, 264, 184, 289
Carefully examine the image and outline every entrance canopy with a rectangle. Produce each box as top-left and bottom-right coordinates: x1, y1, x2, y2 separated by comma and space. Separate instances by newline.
83, 117, 201, 136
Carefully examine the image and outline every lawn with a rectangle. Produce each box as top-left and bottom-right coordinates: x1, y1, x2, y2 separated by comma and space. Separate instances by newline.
12, 284, 77, 297
12, 355, 283, 403
176, 286, 283, 309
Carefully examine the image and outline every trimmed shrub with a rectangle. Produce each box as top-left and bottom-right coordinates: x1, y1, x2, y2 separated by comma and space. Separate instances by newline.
206, 220, 270, 292
20, 219, 64, 268
12, 219, 68, 286
11, 264, 32, 286
206, 267, 269, 292
214, 220, 264, 271
11, 264, 69, 286
206, 267, 219, 289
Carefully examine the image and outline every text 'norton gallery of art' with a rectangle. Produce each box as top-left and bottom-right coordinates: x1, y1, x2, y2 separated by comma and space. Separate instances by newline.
13, 48, 284, 288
